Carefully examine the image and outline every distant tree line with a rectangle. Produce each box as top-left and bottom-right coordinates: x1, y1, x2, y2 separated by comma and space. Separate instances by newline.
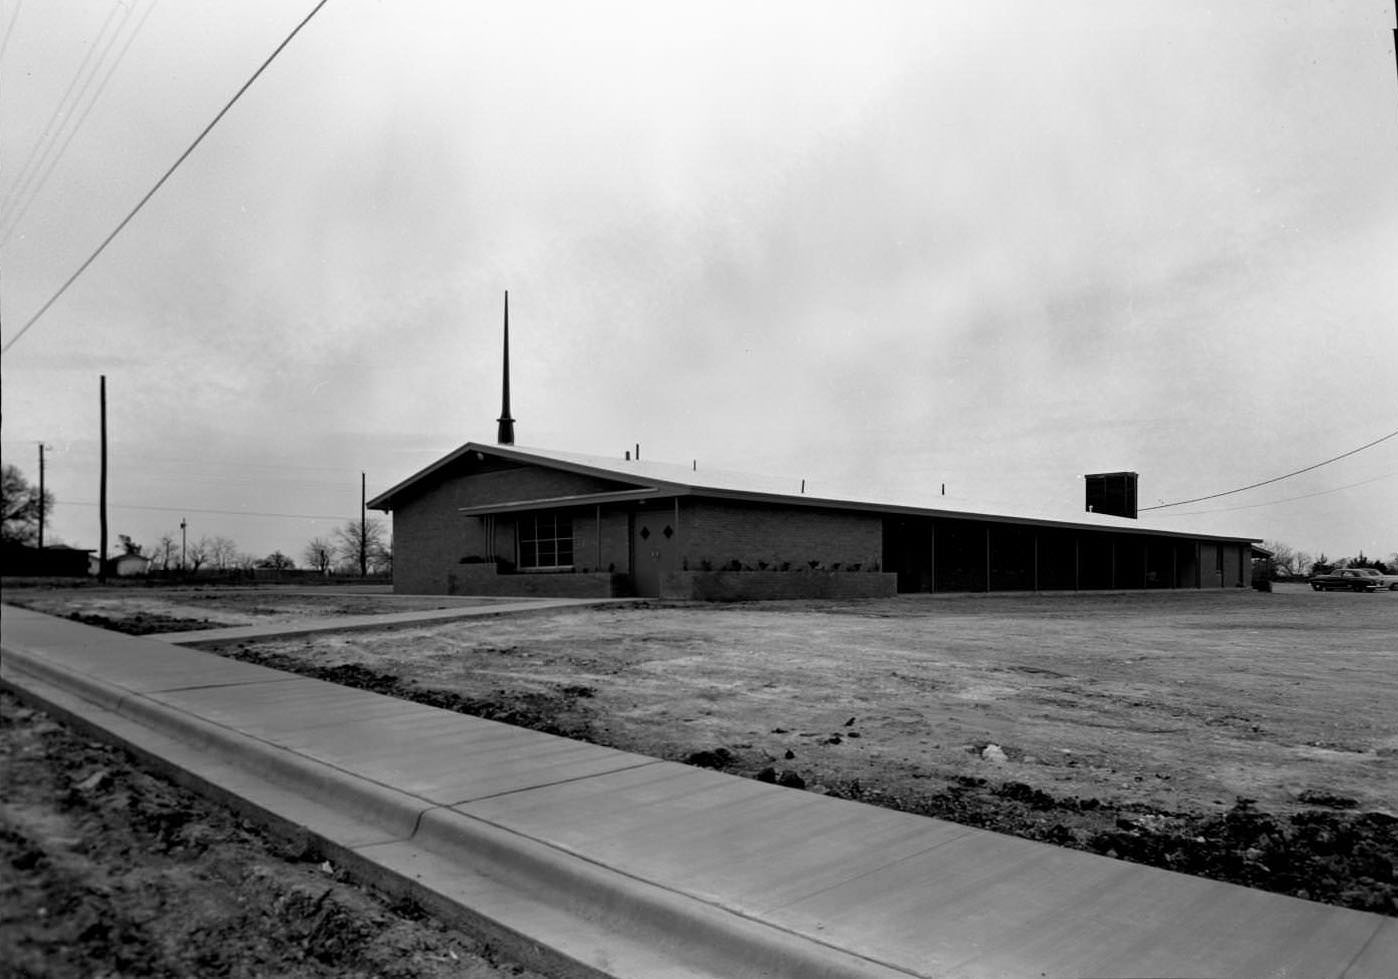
3, 465, 392, 578
1262, 540, 1395, 578
139, 518, 390, 576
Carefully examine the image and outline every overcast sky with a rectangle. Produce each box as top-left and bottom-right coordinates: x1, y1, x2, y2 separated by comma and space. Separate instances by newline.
2, 1, 1396, 566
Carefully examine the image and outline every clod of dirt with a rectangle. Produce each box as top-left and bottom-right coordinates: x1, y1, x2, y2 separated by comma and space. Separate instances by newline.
777, 771, 806, 790
981, 744, 1008, 764
995, 781, 1057, 810
755, 767, 777, 783
74, 770, 111, 793
1298, 790, 1360, 809
844, 717, 856, 727
825, 735, 843, 745
682, 748, 734, 770
783, 749, 795, 760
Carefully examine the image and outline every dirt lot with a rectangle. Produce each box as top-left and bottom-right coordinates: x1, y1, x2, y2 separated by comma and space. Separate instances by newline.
0, 689, 547, 978
4, 586, 501, 635
4, 583, 1396, 919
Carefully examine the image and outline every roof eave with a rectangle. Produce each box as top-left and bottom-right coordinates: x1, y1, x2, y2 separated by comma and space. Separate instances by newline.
368, 441, 692, 511
458, 486, 681, 515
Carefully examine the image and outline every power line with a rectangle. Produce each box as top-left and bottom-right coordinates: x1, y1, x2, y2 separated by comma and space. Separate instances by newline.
63, 500, 350, 521
1, 0, 158, 246
0, 440, 366, 475
1165, 470, 1398, 517
0, 0, 22, 66
0, 0, 332, 355
1139, 427, 1398, 511
1, 3, 125, 225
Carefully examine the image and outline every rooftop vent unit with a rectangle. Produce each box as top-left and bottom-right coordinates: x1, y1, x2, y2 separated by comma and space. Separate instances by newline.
1085, 471, 1138, 519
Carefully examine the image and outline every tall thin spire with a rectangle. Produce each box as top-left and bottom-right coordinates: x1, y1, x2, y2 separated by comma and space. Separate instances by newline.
496, 290, 516, 445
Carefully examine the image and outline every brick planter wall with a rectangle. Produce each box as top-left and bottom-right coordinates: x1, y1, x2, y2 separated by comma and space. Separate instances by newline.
660, 570, 897, 601
444, 564, 629, 598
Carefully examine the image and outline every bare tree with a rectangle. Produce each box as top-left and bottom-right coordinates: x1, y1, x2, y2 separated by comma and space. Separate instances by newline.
303, 537, 334, 574
333, 517, 388, 577
2, 464, 54, 545
208, 536, 240, 571
151, 534, 178, 571
186, 537, 211, 573
1261, 540, 1311, 577
1262, 540, 1292, 573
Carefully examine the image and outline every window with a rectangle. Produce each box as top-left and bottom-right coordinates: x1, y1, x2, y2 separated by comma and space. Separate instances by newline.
517, 513, 573, 570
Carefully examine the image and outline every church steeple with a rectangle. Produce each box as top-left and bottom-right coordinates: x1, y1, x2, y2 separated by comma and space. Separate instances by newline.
496, 290, 516, 445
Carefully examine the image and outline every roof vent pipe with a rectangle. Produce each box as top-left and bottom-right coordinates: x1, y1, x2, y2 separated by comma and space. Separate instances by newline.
635, 443, 640, 461
625, 450, 631, 461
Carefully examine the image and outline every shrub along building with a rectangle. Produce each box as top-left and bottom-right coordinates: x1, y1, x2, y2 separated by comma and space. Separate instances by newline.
369, 297, 1259, 599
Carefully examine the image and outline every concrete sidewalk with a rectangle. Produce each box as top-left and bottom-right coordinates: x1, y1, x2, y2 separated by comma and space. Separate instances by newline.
145, 596, 637, 645
2, 604, 1393, 978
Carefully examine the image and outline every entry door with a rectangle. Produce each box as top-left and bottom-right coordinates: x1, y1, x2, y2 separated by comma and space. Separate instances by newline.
631, 512, 675, 597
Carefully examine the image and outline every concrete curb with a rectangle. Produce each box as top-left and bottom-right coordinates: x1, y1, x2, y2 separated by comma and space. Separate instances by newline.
1, 644, 431, 841
0, 637, 917, 979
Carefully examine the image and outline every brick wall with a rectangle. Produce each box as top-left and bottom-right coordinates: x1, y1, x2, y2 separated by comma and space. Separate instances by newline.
661, 570, 896, 601
1223, 544, 1243, 588
447, 564, 628, 598
392, 477, 473, 594
390, 463, 629, 594
572, 507, 631, 574
679, 500, 882, 571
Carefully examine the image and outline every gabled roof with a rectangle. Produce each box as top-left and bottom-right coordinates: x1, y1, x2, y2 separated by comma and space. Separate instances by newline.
369, 441, 1261, 544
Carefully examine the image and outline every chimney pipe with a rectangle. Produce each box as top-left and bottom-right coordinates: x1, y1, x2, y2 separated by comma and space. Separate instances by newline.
496, 291, 516, 445
1084, 471, 1139, 519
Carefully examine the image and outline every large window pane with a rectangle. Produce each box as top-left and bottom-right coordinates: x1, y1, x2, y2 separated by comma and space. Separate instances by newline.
517, 513, 573, 569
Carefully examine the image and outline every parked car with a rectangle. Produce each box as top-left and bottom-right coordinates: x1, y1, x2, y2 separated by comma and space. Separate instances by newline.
1309, 568, 1386, 592
1376, 570, 1398, 591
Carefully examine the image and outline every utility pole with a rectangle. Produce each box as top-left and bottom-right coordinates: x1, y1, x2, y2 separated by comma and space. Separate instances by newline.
37, 442, 46, 550
360, 471, 367, 577
98, 375, 108, 584
180, 518, 187, 572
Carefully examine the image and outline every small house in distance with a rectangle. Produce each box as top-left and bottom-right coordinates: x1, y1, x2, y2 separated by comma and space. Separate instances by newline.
88, 552, 153, 578
368, 441, 1260, 600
